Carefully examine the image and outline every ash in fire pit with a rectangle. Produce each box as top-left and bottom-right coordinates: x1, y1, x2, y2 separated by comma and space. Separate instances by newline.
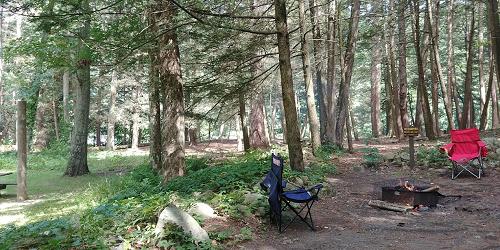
380, 178, 443, 208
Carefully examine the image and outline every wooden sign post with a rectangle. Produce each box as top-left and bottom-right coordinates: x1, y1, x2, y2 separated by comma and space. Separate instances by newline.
403, 127, 419, 168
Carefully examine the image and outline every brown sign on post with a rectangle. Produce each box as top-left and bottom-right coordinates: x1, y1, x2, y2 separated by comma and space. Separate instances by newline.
403, 127, 419, 137
403, 127, 419, 168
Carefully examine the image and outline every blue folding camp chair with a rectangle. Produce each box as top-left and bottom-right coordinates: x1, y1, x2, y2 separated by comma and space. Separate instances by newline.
260, 153, 323, 233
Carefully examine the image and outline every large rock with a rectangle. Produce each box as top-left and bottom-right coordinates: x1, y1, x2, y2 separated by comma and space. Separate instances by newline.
243, 192, 265, 205
188, 202, 218, 219
155, 205, 209, 242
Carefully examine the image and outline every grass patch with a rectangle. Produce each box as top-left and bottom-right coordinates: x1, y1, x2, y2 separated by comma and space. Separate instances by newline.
1, 148, 336, 249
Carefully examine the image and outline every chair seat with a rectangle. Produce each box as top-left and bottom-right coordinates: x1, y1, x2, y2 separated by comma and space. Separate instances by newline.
450, 153, 479, 163
282, 189, 314, 203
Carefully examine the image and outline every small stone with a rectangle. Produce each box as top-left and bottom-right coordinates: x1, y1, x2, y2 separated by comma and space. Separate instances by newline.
385, 152, 396, 161
243, 193, 265, 205
155, 205, 209, 242
301, 176, 309, 185
485, 233, 497, 240
188, 202, 218, 219
294, 177, 304, 187
400, 152, 410, 161
353, 165, 366, 172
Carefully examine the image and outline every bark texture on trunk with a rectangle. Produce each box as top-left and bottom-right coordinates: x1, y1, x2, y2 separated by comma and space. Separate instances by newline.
412, 0, 435, 139
275, 0, 304, 171
426, 0, 454, 131
480, 52, 495, 130
370, 0, 382, 138
334, 0, 360, 148
107, 71, 117, 150
238, 92, 250, 151
397, 0, 410, 129
17, 100, 28, 201
461, 6, 475, 129
325, 0, 337, 143
299, 0, 321, 153
308, 0, 327, 141
388, 0, 403, 138
62, 70, 70, 122
149, 0, 186, 181
249, 90, 270, 148
33, 86, 54, 150
447, 0, 461, 125
488, 0, 500, 97
65, 3, 91, 176
131, 86, 140, 149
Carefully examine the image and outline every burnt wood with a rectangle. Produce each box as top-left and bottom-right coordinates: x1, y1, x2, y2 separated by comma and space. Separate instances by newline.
382, 186, 441, 207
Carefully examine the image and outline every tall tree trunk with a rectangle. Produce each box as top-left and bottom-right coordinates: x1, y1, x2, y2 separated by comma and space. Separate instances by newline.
492, 67, 499, 129
480, 51, 495, 130
0, 7, 3, 109
426, 0, 441, 135
96, 121, 101, 146
346, 110, 353, 153
269, 92, 276, 142
131, 86, 140, 149
370, 0, 382, 138
149, 48, 162, 170
350, 110, 358, 141
427, 0, 454, 131
62, 70, 70, 122
446, 0, 460, 127
107, 71, 117, 150
308, 0, 326, 140
461, 5, 475, 129
238, 92, 250, 151
325, 0, 337, 143
478, 2, 486, 116
334, 0, 361, 148
388, 0, 404, 138
149, 0, 186, 181
236, 115, 244, 151
383, 60, 394, 136
279, 93, 287, 143
33, 87, 54, 150
487, 0, 500, 97
398, 0, 410, 129
412, 0, 435, 139
52, 100, 59, 141
65, 1, 91, 176
275, 0, 304, 171
17, 101, 27, 201
299, 0, 321, 153
249, 89, 270, 148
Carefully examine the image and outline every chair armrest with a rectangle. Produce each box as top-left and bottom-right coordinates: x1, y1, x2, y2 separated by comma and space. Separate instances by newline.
440, 143, 455, 156
308, 184, 323, 196
477, 141, 488, 157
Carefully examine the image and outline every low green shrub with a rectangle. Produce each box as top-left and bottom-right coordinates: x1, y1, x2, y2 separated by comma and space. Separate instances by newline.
417, 145, 450, 168
0, 150, 336, 249
314, 144, 346, 161
361, 147, 383, 168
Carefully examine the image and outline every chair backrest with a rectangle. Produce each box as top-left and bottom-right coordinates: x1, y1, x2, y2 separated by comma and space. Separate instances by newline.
449, 128, 481, 155
261, 154, 284, 216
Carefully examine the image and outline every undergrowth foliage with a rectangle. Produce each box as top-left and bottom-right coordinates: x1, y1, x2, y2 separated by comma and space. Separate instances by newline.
0, 151, 336, 249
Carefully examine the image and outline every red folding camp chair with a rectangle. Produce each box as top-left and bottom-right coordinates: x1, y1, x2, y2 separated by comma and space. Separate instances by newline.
440, 128, 488, 179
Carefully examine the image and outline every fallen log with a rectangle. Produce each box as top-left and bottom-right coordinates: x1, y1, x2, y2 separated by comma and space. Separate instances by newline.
421, 186, 439, 193
368, 200, 413, 213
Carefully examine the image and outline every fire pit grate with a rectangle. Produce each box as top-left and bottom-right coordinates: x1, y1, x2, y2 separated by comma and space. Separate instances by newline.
379, 178, 443, 208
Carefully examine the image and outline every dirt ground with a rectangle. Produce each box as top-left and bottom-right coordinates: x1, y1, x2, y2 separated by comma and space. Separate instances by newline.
239, 139, 500, 250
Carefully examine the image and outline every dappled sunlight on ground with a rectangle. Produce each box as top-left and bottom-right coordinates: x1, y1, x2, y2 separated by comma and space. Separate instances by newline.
0, 198, 45, 226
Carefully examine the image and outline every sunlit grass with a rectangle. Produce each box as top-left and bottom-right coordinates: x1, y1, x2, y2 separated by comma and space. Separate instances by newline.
0, 148, 148, 228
